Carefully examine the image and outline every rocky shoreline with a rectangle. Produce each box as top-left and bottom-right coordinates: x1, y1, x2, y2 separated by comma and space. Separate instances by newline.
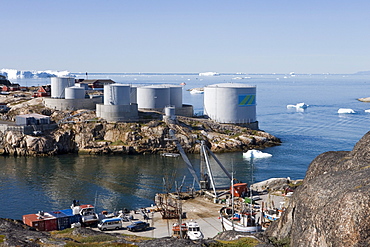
0, 96, 281, 156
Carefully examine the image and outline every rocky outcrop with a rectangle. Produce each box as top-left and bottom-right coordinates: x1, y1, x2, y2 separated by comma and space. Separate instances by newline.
1, 112, 280, 156
358, 97, 370, 102
265, 131, 370, 246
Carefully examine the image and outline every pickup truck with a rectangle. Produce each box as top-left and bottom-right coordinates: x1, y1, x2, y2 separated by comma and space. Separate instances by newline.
126, 221, 149, 232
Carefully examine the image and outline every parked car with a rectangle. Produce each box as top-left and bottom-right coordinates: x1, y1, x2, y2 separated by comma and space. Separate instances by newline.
98, 218, 122, 231
127, 221, 149, 232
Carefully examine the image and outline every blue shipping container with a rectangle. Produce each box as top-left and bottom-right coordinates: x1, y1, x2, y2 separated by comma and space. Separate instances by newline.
49, 211, 71, 230
60, 208, 82, 224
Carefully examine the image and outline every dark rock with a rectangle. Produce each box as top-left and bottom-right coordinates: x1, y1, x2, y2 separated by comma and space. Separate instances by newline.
265, 131, 370, 246
0, 218, 49, 246
137, 237, 217, 247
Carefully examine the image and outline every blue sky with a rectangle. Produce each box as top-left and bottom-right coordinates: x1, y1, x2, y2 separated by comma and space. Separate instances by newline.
2, 0, 370, 74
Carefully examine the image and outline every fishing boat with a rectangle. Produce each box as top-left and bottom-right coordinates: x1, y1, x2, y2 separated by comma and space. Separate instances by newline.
161, 152, 180, 158
263, 209, 281, 221
71, 201, 99, 225
219, 206, 262, 232
172, 220, 204, 240
186, 220, 204, 240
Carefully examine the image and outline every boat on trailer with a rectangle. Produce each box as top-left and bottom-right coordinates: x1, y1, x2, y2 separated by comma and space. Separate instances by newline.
219, 206, 262, 233
71, 201, 99, 225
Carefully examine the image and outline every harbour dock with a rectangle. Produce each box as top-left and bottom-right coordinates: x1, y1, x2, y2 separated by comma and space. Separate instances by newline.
91, 189, 290, 239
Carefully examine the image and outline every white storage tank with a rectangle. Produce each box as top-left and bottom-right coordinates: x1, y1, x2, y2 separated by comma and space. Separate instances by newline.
170, 85, 182, 108
65, 86, 86, 99
51, 77, 75, 98
164, 106, 176, 120
161, 84, 182, 108
130, 86, 137, 104
204, 83, 257, 124
137, 85, 170, 109
104, 84, 131, 105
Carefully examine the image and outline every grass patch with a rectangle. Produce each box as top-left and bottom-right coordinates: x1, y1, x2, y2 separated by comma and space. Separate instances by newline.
212, 237, 260, 247
268, 236, 291, 247
77, 235, 117, 243
110, 140, 125, 146
65, 242, 133, 247
0, 234, 5, 243
94, 140, 111, 143
50, 228, 74, 235
288, 180, 303, 188
121, 235, 153, 242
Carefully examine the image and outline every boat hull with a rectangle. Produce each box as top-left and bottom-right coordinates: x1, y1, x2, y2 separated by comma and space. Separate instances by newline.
220, 216, 262, 233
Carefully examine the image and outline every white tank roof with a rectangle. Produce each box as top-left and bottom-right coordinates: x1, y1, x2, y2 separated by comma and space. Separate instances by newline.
68, 86, 84, 89
160, 84, 182, 88
206, 83, 255, 88
140, 85, 169, 88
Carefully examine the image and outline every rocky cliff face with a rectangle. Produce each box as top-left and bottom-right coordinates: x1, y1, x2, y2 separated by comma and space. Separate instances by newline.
0, 110, 280, 156
265, 131, 370, 246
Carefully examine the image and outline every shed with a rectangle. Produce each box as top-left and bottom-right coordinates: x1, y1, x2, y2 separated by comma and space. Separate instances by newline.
79, 79, 115, 89
16, 113, 51, 126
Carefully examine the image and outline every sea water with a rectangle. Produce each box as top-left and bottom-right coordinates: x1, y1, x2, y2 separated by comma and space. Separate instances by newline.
1, 73, 370, 219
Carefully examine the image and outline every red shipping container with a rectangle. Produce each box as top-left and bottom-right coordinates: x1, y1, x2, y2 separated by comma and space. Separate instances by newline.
23, 213, 58, 231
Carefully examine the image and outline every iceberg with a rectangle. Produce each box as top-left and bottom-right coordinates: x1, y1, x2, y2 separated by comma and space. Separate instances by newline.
286, 104, 297, 109
296, 102, 308, 109
189, 88, 204, 94
287, 102, 308, 109
365, 109, 370, 113
198, 72, 220, 76
338, 108, 355, 114
0, 68, 73, 79
243, 149, 272, 159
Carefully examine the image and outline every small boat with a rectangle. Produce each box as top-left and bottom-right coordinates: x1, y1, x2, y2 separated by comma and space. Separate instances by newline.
161, 153, 180, 158
263, 209, 282, 221
172, 220, 204, 240
71, 201, 99, 225
172, 222, 187, 238
219, 207, 262, 233
186, 220, 204, 240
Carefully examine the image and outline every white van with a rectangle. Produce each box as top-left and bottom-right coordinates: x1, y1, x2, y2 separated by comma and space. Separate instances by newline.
98, 218, 122, 231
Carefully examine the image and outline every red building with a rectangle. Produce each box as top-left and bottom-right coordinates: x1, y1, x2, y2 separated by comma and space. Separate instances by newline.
2, 83, 20, 91
33, 85, 51, 97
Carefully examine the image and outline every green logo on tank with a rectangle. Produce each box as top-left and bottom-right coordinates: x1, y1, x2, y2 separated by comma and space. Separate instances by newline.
238, 95, 255, 106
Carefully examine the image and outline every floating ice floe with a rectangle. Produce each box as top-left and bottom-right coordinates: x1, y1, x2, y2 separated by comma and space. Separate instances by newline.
286, 102, 308, 109
190, 88, 204, 94
338, 108, 355, 114
243, 149, 272, 159
365, 109, 370, 113
198, 72, 219, 76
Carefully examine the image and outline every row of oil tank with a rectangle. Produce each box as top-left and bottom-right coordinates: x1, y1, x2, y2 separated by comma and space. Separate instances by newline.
50, 77, 183, 109
50, 77, 257, 125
